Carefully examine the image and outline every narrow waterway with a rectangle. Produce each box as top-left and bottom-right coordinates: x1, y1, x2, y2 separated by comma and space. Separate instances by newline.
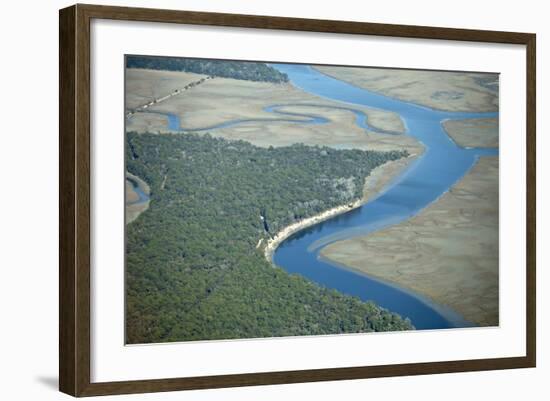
143, 103, 403, 136
127, 64, 498, 330
270, 64, 497, 329
126, 176, 149, 205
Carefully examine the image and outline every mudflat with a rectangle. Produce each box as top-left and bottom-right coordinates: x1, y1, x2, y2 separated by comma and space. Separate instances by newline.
315, 66, 498, 112
443, 118, 499, 148
320, 156, 499, 326
125, 69, 421, 153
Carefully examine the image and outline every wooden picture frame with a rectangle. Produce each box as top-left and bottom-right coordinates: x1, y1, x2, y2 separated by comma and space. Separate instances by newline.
59, 3, 536, 397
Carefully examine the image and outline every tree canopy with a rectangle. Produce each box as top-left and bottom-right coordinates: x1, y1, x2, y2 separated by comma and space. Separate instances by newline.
125, 132, 413, 343
126, 56, 289, 83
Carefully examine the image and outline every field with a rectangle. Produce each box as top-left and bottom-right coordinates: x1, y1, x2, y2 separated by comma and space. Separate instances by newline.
321, 156, 499, 326
124, 59, 500, 341
316, 66, 499, 112
125, 69, 424, 154
443, 118, 499, 148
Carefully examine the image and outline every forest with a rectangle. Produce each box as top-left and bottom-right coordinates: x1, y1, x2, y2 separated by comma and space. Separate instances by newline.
125, 132, 413, 343
126, 55, 289, 83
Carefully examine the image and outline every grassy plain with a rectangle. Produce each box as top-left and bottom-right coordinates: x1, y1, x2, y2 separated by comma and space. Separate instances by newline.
124, 65, 500, 332
321, 156, 499, 326
443, 118, 499, 148
125, 69, 423, 153
125, 69, 204, 110
316, 66, 498, 112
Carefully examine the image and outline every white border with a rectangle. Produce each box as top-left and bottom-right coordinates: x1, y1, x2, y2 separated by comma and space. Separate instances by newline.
91, 19, 526, 382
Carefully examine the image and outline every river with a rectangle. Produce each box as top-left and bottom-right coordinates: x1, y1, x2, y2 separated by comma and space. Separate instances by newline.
126, 176, 149, 205
130, 64, 498, 330
270, 64, 497, 329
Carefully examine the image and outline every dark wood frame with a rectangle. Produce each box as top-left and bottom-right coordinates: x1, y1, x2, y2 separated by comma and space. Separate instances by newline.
59, 3, 536, 397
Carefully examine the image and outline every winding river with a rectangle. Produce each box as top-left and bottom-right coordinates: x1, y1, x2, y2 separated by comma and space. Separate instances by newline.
130, 65, 498, 330
147, 102, 402, 136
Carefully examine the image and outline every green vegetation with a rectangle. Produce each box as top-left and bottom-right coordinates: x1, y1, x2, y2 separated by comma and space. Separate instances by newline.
126, 132, 412, 343
126, 56, 289, 83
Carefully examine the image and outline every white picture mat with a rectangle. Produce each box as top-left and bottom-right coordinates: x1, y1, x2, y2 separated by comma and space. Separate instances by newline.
90, 19, 526, 383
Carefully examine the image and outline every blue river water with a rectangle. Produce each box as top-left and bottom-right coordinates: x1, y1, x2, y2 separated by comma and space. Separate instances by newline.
268, 64, 498, 329
150, 103, 402, 136
129, 64, 498, 330
126, 176, 149, 205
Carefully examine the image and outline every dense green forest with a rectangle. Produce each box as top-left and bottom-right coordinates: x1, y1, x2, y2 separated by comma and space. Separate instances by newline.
126, 55, 289, 83
125, 132, 412, 343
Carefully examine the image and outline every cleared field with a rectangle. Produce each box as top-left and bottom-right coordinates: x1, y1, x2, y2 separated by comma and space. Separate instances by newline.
443, 118, 499, 148
315, 66, 499, 112
321, 156, 499, 327
125, 69, 204, 110
125, 69, 419, 153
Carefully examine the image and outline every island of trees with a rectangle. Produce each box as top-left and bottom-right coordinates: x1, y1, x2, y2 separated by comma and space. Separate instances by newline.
126, 132, 412, 343
126, 55, 289, 83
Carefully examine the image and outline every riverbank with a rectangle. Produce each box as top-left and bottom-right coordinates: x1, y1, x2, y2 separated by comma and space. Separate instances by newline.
264, 199, 362, 262
125, 68, 412, 152
264, 154, 419, 262
126, 172, 151, 224
320, 156, 499, 327
362, 152, 421, 202
442, 117, 499, 148
314, 66, 498, 112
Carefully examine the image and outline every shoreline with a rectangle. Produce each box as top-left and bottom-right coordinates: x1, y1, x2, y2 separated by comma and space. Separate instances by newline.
319, 156, 499, 327
126, 68, 410, 151
316, 253, 474, 328
263, 153, 419, 262
441, 117, 499, 149
126, 171, 151, 195
263, 199, 363, 262
312, 66, 498, 113
126, 172, 151, 224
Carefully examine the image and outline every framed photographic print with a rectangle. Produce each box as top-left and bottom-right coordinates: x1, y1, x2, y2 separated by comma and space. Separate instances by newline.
59, 4, 536, 397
